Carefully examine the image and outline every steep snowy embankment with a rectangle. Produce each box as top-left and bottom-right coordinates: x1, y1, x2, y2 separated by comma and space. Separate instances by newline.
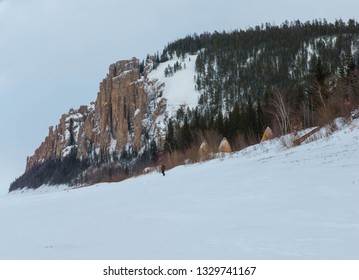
0, 120, 358, 260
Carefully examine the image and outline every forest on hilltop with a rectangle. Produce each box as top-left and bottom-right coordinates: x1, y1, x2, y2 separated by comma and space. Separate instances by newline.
160, 19, 359, 155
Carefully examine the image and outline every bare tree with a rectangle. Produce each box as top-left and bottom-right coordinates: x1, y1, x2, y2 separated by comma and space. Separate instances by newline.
269, 88, 291, 135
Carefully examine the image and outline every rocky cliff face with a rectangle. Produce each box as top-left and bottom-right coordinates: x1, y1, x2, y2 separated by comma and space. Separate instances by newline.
23, 57, 167, 186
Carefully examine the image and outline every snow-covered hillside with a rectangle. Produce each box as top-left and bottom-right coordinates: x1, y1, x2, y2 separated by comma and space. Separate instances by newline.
148, 54, 199, 117
0, 119, 358, 260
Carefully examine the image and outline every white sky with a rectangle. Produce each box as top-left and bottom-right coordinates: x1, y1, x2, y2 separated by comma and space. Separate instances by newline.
0, 0, 358, 194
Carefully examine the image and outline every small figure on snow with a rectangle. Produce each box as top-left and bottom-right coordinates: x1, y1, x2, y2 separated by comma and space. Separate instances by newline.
161, 164, 166, 176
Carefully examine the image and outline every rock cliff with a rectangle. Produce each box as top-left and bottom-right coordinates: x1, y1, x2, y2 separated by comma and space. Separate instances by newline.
20, 57, 167, 188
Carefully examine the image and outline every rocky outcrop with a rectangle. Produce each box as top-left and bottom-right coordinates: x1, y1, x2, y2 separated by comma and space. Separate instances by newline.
24, 57, 167, 180
26, 105, 95, 172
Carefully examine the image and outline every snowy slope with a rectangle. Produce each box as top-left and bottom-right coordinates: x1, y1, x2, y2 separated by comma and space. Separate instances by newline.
0, 119, 358, 260
148, 54, 199, 117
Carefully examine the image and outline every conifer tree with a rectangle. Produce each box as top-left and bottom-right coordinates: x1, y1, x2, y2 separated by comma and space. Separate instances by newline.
179, 115, 193, 150
256, 98, 264, 137
215, 111, 224, 135
164, 119, 176, 153
345, 48, 356, 78
150, 140, 158, 163
245, 96, 257, 137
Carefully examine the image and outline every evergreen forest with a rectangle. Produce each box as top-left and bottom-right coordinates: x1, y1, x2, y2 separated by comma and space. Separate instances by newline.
160, 19, 359, 154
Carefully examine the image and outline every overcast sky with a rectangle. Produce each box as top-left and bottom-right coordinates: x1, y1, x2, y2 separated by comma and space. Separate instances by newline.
0, 0, 358, 195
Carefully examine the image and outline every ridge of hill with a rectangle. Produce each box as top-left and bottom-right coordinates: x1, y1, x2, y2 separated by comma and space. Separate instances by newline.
9, 19, 359, 191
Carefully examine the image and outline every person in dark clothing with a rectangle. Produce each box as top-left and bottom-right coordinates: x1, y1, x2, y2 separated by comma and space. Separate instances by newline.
161, 164, 166, 176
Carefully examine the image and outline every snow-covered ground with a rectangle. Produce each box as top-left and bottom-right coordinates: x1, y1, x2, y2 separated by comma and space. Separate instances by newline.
0, 119, 358, 260
148, 54, 199, 117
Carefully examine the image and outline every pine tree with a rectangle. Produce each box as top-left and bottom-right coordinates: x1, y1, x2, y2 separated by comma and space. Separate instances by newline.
313, 57, 328, 86
150, 140, 158, 163
164, 119, 176, 153
245, 96, 257, 137
345, 48, 356, 78
179, 115, 193, 150
229, 102, 241, 134
215, 111, 224, 135
338, 63, 345, 79
256, 98, 264, 138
